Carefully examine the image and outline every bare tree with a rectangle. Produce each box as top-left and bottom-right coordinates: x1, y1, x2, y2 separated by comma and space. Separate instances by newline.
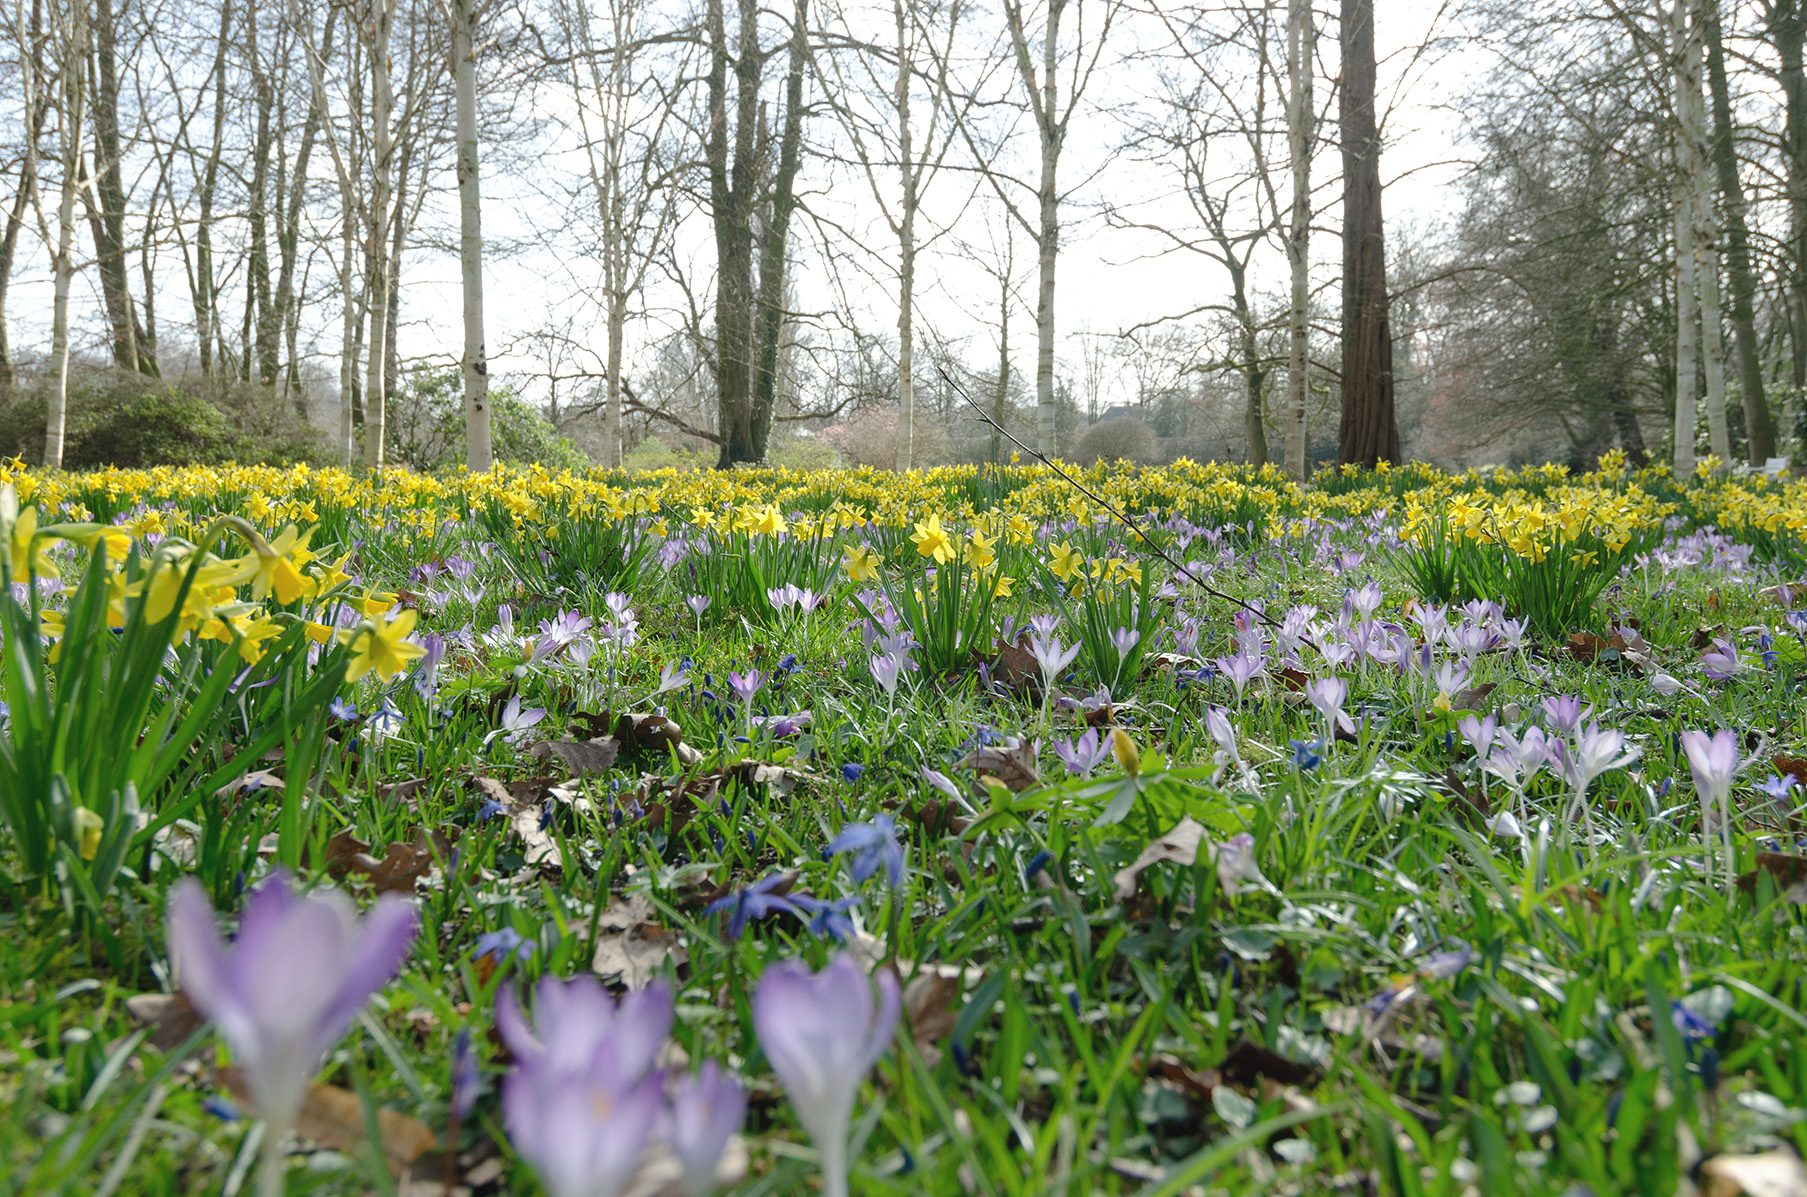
1338, 0, 1399, 466
1282, 0, 1313, 478
449, 0, 491, 470
42, 0, 88, 468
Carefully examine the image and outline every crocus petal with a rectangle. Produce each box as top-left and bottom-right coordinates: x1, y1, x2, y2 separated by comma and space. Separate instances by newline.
315, 894, 418, 1052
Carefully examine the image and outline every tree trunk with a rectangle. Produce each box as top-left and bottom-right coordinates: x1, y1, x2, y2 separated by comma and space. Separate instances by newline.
1673, 170, 1699, 475
1702, 0, 1775, 463
0, 0, 49, 399
85, 0, 152, 376
708, 0, 759, 466
47, 2, 87, 470
750, 0, 810, 458
362, 0, 395, 471
1337, 0, 1399, 467
278, 17, 324, 418
1283, 0, 1313, 480
453, 0, 492, 471
893, 0, 915, 472
247, 0, 279, 388
1772, 0, 1807, 395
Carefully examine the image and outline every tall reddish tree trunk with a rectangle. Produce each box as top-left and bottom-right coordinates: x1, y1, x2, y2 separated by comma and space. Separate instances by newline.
1337, 0, 1399, 467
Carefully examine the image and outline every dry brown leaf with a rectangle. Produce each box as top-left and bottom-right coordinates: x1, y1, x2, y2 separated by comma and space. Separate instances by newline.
510, 804, 563, 868
530, 738, 621, 776
726, 760, 800, 796
903, 971, 963, 1065
215, 769, 283, 799
1700, 1152, 1807, 1197
988, 637, 1042, 695
124, 992, 205, 1051
1737, 853, 1807, 904
1113, 817, 1208, 902
217, 1067, 436, 1173
1448, 682, 1498, 712
966, 738, 1039, 792
316, 827, 457, 895
590, 894, 687, 988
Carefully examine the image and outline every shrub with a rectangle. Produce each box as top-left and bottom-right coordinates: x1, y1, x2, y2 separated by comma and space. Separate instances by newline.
1073, 415, 1158, 465
387, 368, 588, 473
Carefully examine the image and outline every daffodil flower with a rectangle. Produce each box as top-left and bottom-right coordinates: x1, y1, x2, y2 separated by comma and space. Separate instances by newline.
338, 607, 427, 682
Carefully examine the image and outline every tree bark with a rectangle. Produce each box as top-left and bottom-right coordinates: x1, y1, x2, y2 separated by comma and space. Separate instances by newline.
363, 0, 395, 470
750, 0, 810, 455
707, 0, 757, 465
84, 0, 153, 376
47, 0, 88, 469
1702, 0, 1775, 463
1771, 0, 1807, 395
1337, 0, 1399, 467
1283, 0, 1313, 480
1672, 168, 1699, 475
453, 0, 492, 471
893, 0, 915, 471
247, 0, 280, 388
0, 0, 49, 398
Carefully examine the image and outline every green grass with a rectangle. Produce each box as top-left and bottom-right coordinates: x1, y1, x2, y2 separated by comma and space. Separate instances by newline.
3, 487, 1806, 1197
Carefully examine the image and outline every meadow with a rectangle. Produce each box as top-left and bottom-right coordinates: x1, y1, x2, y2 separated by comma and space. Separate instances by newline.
2, 450, 1806, 1197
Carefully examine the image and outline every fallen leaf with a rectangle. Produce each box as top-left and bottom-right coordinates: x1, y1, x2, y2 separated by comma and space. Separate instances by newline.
215, 769, 283, 799
902, 971, 963, 1065
898, 799, 972, 836
966, 737, 1039, 792
529, 738, 620, 777
510, 804, 563, 868
1219, 1040, 1318, 1087
1113, 816, 1207, 901
1775, 755, 1807, 789
726, 760, 800, 796
1700, 1151, 1807, 1197
590, 895, 688, 989
1691, 623, 1727, 650
1448, 682, 1497, 712
1276, 666, 1310, 692
316, 827, 459, 895
1736, 853, 1807, 901
217, 1067, 436, 1173
125, 992, 205, 1051
1146, 1055, 1220, 1103
989, 636, 1042, 694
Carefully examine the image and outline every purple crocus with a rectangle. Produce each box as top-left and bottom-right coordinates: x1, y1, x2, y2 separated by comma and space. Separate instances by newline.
751, 955, 901, 1197
167, 874, 417, 1160
1541, 694, 1593, 737
1054, 727, 1108, 776
1216, 650, 1266, 701
1027, 633, 1081, 692
827, 814, 906, 888
1701, 637, 1745, 680
728, 669, 765, 705
870, 652, 905, 698
1681, 728, 1741, 880
1304, 676, 1355, 737
666, 1062, 748, 1197
499, 977, 672, 1197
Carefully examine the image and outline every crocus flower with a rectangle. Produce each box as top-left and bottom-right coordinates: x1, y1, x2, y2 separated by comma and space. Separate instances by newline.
167, 874, 417, 1148
1028, 633, 1080, 691
728, 670, 764, 705
1701, 637, 1744, 680
1054, 727, 1107, 776
500, 977, 671, 1197
752, 955, 901, 1197
1212, 832, 1267, 896
1681, 728, 1741, 879
827, 814, 906, 888
1541, 695, 1592, 737
666, 1063, 748, 1197
870, 652, 905, 698
1304, 676, 1355, 736
1457, 713, 1497, 758
1556, 722, 1640, 796
1216, 650, 1266, 700
495, 695, 547, 747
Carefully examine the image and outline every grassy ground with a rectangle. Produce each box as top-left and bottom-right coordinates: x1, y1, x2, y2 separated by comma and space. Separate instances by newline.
3, 458, 1806, 1196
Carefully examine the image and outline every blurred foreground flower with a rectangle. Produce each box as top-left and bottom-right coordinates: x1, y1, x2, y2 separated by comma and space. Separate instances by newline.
499, 977, 672, 1197
752, 954, 900, 1197
167, 872, 417, 1193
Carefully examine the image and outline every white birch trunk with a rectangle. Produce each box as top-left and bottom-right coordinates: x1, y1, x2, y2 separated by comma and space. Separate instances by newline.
1033, 8, 1059, 458
452, 0, 491, 471
1674, 0, 1729, 462
894, 0, 915, 472
1282, 0, 1313, 481
362, 0, 395, 472
45, 1, 85, 470
1671, 0, 1699, 475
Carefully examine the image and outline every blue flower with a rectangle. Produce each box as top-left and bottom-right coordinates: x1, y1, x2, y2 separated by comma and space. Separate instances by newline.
477, 797, 506, 822
790, 894, 861, 942
1289, 738, 1323, 771
328, 697, 360, 722
827, 814, 906, 888
841, 763, 865, 784
472, 927, 535, 966
1671, 1000, 1716, 1042
704, 873, 798, 941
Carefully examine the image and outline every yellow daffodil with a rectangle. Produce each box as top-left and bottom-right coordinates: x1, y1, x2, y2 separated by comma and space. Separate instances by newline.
1048, 541, 1084, 582
2, 490, 56, 580
843, 543, 881, 582
338, 606, 427, 682
910, 513, 955, 564
968, 529, 998, 571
